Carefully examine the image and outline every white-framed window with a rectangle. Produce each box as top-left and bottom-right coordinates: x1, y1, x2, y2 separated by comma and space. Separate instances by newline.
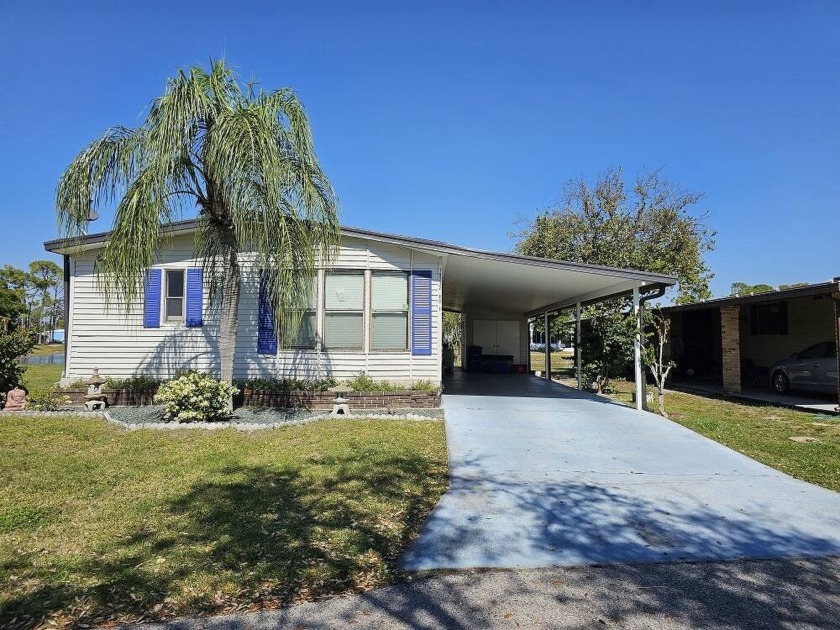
164, 269, 185, 322
371, 271, 409, 351
323, 271, 364, 349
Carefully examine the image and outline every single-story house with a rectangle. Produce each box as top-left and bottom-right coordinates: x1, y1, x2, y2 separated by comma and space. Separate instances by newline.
662, 280, 840, 400
45, 220, 674, 408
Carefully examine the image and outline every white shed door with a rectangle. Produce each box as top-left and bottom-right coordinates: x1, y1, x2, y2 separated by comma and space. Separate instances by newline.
495, 321, 520, 363
473, 320, 498, 354
473, 320, 521, 363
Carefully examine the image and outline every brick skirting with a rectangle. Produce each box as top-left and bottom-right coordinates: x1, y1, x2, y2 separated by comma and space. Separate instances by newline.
60, 388, 441, 409
242, 390, 441, 410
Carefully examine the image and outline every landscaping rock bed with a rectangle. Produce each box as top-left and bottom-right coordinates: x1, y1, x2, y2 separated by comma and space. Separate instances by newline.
106, 405, 443, 430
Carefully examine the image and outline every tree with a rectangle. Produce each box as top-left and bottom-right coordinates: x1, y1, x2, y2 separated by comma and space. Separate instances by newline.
580, 304, 636, 393
28, 260, 62, 343
513, 168, 715, 303
779, 282, 809, 291
730, 282, 773, 296
514, 168, 715, 391
56, 60, 339, 394
641, 307, 676, 417
0, 265, 29, 332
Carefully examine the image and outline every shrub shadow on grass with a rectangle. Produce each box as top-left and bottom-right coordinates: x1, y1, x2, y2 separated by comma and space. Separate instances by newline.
0, 449, 447, 628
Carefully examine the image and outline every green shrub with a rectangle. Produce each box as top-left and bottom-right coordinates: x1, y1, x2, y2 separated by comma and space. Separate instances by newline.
411, 379, 440, 392
57, 379, 88, 391
28, 388, 72, 411
344, 372, 438, 392
105, 374, 160, 392
241, 377, 337, 393
154, 371, 239, 422
0, 330, 34, 405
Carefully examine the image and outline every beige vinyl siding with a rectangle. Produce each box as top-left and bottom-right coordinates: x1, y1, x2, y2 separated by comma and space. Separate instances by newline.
67, 234, 443, 385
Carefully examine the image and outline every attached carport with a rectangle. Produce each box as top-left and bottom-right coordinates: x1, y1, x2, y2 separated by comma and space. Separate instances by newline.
428, 242, 675, 409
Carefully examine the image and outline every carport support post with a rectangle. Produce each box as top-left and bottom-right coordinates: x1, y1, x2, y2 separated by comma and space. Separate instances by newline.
544, 311, 551, 381
576, 301, 582, 390
633, 286, 643, 411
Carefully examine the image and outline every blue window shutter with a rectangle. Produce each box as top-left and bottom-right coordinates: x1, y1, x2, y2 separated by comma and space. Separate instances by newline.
185, 267, 203, 327
411, 270, 433, 356
143, 269, 162, 328
258, 276, 277, 354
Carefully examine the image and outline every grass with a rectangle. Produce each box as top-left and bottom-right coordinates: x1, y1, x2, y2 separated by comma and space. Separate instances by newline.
0, 417, 448, 628
26, 344, 64, 357
20, 364, 63, 392
529, 350, 575, 376
605, 381, 840, 493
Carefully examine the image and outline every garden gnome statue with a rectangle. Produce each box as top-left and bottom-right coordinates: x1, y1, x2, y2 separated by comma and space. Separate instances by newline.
3, 385, 28, 411
84, 368, 107, 411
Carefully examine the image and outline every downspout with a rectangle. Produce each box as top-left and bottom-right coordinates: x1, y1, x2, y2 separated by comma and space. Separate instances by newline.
638, 286, 667, 410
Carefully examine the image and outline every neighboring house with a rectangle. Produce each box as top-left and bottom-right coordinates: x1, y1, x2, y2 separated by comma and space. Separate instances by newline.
45, 220, 673, 401
662, 280, 840, 397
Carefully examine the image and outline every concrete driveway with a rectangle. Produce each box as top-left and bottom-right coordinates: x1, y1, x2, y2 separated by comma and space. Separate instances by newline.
401, 372, 840, 571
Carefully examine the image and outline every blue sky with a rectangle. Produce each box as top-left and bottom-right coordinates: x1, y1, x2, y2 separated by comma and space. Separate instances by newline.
1, 0, 837, 298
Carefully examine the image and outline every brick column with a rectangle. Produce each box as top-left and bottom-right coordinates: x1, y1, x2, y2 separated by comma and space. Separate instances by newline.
833, 292, 840, 412
720, 305, 741, 395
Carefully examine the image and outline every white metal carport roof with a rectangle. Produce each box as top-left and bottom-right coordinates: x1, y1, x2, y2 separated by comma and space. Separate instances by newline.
339, 227, 676, 316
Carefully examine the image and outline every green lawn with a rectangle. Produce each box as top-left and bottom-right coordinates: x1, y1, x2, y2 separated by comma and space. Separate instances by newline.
607, 382, 840, 493
21, 363, 63, 392
0, 417, 448, 628
27, 344, 64, 357
529, 350, 574, 376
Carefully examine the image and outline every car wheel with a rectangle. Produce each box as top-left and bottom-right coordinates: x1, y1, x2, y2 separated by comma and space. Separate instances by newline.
772, 371, 790, 394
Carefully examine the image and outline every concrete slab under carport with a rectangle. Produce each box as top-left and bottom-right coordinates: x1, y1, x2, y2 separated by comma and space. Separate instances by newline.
401, 371, 840, 571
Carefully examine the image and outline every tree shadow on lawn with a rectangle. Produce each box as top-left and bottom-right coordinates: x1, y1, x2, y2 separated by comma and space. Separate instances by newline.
0, 448, 448, 629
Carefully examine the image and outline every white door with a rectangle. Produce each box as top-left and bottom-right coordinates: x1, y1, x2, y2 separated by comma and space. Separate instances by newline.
495, 320, 521, 363
473, 320, 498, 354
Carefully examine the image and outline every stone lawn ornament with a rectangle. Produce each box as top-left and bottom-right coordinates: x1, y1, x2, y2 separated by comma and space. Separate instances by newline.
3, 385, 28, 411
330, 392, 350, 417
84, 368, 108, 411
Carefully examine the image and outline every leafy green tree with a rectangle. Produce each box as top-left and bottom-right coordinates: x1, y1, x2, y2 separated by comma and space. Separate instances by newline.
730, 282, 773, 296
779, 282, 809, 291
514, 168, 715, 390
0, 265, 29, 332
580, 305, 636, 393
56, 60, 339, 392
28, 260, 62, 343
513, 168, 715, 303
442, 311, 462, 354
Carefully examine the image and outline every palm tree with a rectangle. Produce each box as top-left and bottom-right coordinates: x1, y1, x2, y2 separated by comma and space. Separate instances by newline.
56, 60, 339, 387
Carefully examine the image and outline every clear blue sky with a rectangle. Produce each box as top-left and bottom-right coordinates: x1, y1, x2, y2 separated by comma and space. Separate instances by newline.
1, 0, 837, 298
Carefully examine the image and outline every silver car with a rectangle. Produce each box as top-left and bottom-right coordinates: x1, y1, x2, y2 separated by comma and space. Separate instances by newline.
770, 341, 837, 394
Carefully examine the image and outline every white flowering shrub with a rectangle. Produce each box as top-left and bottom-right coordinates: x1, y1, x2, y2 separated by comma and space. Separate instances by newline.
154, 371, 239, 422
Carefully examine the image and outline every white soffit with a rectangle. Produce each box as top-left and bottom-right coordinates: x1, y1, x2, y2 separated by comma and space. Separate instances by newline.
440, 253, 648, 314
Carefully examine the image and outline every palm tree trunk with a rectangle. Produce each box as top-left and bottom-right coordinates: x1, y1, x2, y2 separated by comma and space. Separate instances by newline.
219, 248, 241, 390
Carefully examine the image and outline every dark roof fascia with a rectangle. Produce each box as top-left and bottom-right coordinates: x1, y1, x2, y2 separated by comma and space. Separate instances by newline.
44, 219, 676, 287
662, 280, 840, 313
